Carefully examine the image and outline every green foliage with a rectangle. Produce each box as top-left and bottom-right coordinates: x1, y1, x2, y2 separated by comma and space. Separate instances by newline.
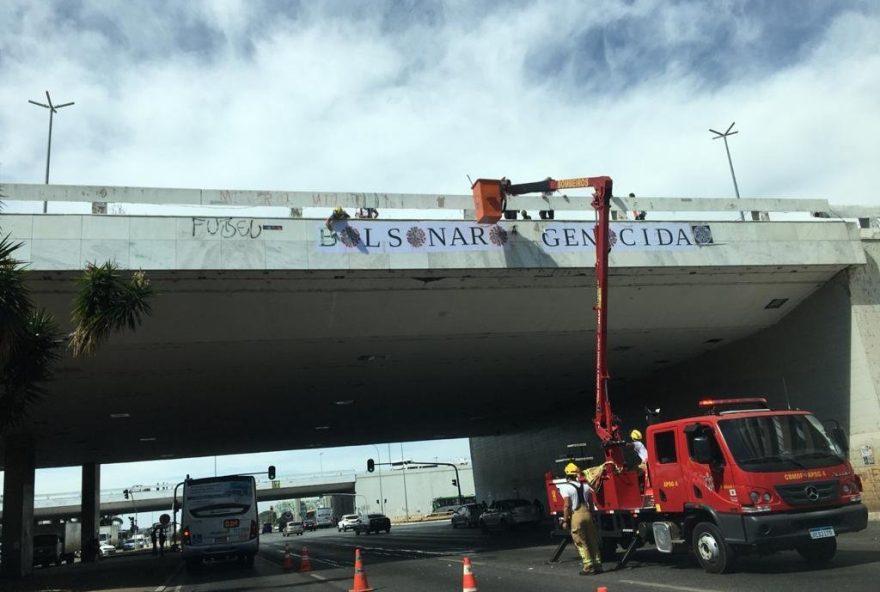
0, 236, 62, 430
69, 262, 154, 357
0, 235, 32, 365
1, 233, 154, 430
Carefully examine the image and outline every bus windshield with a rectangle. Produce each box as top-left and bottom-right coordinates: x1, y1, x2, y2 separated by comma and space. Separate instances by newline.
718, 413, 845, 472
184, 476, 255, 515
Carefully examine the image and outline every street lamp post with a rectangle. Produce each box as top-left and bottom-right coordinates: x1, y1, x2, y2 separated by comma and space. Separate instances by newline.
400, 443, 409, 520
28, 91, 74, 213
709, 122, 745, 222
370, 444, 385, 514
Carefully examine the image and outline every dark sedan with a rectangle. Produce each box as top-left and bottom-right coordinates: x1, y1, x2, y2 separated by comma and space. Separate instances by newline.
353, 513, 391, 535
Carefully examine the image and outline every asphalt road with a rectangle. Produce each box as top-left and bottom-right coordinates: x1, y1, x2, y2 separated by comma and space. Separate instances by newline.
5, 521, 879, 591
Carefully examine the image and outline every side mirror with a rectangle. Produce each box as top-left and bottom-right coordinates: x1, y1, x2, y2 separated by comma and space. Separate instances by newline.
692, 436, 713, 464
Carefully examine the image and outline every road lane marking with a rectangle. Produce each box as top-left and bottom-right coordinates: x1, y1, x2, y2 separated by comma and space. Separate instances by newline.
154, 561, 184, 592
619, 580, 723, 592
310, 573, 328, 580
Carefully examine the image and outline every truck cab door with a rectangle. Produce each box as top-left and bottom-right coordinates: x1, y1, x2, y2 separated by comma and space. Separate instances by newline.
650, 429, 686, 512
684, 423, 738, 511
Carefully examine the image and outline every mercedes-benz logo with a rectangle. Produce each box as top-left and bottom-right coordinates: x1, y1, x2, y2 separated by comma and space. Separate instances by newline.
804, 485, 820, 502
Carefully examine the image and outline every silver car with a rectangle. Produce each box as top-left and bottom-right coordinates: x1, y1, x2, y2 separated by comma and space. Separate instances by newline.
283, 521, 304, 536
479, 499, 541, 532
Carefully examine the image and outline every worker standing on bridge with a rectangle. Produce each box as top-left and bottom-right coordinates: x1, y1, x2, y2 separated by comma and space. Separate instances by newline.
560, 462, 603, 575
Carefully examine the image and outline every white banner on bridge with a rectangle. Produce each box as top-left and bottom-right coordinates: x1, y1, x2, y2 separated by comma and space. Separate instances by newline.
540, 222, 713, 252
318, 221, 712, 254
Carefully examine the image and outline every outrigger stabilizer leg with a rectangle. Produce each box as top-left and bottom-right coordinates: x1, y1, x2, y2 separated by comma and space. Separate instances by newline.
614, 532, 642, 571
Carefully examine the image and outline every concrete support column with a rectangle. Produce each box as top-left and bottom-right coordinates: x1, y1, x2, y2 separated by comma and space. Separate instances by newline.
1, 435, 36, 579
847, 243, 880, 512
80, 462, 101, 562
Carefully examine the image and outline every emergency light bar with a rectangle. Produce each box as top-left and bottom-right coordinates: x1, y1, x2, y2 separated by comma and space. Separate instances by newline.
698, 397, 769, 414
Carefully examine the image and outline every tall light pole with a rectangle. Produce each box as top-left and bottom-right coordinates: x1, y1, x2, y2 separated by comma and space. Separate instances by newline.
370, 444, 385, 514
709, 122, 745, 222
28, 91, 74, 213
400, 443, 409, 520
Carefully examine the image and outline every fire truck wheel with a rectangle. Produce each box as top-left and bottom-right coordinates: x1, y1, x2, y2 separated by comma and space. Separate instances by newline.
692, 522, 735, 574
796, 537, 837, 563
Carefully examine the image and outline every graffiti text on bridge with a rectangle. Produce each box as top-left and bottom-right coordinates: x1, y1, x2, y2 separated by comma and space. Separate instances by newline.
192, 218, 262, 239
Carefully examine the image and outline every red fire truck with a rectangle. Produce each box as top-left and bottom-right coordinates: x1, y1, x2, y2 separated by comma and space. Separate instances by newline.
471, 176, 868, 573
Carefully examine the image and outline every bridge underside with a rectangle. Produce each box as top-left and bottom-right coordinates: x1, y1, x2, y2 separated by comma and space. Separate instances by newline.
1, 263, 844, 468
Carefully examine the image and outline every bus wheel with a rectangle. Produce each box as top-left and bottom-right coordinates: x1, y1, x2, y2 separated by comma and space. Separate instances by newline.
796, 537, 837, 563
692, 522, 735, 574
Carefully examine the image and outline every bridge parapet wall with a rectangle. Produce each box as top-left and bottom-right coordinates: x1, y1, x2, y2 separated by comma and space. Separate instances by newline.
0, 213, 865, 273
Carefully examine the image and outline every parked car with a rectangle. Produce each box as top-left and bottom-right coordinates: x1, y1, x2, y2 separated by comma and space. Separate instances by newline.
33, 533, 63, 567
262, 523, 273, 534
479, 499, 541, 532
283, 521, 304, 536
302, 519, 317, 532
337, 514, 360, 532
98, 542, 117, 557
353, 513, 391, 535
451, 504, 482, 528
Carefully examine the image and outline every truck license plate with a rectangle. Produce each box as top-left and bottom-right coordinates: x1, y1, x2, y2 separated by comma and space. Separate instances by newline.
809, 527, 835, 539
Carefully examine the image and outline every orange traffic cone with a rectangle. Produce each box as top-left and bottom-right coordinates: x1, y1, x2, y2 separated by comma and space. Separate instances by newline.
597, 587, 609, 592
348, 547, 374, 592
282, 544, 294, 571
299, 546, 312, 572
462, 556, 478, 592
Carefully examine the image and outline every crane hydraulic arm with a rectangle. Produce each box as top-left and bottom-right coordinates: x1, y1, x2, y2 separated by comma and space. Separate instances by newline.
471, 175, 622, 462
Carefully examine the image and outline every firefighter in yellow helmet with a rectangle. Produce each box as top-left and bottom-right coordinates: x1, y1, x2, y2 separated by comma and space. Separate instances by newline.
627, 429, 649, 491
325, 206, 350, 230
559, 462, 603, 575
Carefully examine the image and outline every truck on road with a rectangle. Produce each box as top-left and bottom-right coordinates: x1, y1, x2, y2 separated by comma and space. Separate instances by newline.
470, 175, 868, 573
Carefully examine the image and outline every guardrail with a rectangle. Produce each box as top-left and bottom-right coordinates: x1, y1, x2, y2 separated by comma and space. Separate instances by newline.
0, 182, 850, 219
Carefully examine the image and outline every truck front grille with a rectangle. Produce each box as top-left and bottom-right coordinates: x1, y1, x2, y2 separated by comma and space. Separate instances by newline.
774, 480, 838, 506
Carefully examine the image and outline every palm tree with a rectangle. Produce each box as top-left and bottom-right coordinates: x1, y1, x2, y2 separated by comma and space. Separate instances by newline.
0, 235, 154, 432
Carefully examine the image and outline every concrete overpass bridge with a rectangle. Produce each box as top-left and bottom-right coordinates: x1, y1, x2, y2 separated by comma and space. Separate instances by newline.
0, 471, 356, 522
1, 182, 879, 575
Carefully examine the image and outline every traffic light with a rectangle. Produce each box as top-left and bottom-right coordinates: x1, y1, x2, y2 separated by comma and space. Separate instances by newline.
451, 479, 457, 486
123, 489, 129, 500
268, 465, 276, 480
367, 458, 375, 473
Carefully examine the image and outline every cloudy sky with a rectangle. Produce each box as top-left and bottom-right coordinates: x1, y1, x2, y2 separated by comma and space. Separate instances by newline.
1, 0, 878, 202
2, 0, 880, 497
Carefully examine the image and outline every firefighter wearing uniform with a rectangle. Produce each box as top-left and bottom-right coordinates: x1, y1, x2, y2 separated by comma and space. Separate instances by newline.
629, 429, 649, 491
560, 462, 603, 575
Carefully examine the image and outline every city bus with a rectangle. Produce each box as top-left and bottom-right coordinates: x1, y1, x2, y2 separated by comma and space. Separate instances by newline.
180, 475, 259, 568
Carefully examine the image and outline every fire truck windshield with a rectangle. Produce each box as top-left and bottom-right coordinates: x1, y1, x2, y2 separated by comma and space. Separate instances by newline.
718, 414, 845, 473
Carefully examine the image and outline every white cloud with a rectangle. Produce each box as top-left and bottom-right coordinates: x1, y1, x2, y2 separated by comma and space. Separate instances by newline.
0, 0, 875, 201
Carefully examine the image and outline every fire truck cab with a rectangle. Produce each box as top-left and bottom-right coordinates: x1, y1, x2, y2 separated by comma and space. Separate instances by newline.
591, 398, 867, 573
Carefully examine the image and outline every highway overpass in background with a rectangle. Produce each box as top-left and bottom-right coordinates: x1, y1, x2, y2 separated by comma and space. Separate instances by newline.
2, 182, 879, 575
0, 471, 356, 522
